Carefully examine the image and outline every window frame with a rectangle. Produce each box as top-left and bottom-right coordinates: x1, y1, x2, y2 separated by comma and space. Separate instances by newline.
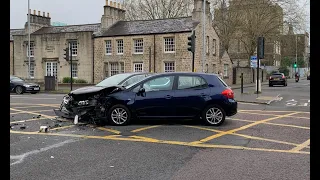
176, 75, 208, 90
116, 39, 124, 55
71, 63, 78, 78
69, 41, 78, 57
28, 62, 35, 78
106, 40, 112, 55
133, 39, 144, 54
223, 64, 229, 77
212, 39, 217, 55
26, 42, 35, 57
109, 62, 125, 76
133, 63, 144, 72
164, 62, 175, 72
164, 37, 175, 53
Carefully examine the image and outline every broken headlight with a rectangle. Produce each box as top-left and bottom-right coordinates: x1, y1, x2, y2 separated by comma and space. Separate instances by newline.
63, 95, 71, 104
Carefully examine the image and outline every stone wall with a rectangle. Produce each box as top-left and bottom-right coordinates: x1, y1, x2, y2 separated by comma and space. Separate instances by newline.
10, 41, 13, 75
233, 67, 267, 85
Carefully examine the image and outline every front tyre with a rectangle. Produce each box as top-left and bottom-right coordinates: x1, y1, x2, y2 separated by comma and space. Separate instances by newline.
108, 104, 131, 126
15, 86, 24, 94
202, 105, 226, 126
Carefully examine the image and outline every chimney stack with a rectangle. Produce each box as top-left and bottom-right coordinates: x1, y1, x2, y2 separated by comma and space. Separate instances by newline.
47, 12, 50, 17
33, 10, 36, 15
38, 11, 40, 16
43, 12, 45, 17
192, 0, 212, 23
101, 0, 126, 30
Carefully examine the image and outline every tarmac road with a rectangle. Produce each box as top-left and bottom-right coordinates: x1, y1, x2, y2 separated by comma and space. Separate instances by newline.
10, 90, 310, 180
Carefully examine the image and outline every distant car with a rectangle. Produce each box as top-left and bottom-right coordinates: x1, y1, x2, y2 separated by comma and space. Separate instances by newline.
54, 72, 237, 126
10, 76, 41, 94
269, 73, 287, 87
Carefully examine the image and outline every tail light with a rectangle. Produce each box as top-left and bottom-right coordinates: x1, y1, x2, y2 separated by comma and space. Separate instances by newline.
282, 75, 285, 79
269, 76, 272, 80
222, 88, 234, 99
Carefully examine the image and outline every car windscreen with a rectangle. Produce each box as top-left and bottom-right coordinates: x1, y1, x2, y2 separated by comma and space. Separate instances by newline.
10, 77, 24, 82
95, 74, 133, 87
271, 73, 283, 76
121, 74, 150, 87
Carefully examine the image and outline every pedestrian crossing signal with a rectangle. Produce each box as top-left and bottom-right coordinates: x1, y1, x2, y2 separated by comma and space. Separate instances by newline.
294, 62, 297, 68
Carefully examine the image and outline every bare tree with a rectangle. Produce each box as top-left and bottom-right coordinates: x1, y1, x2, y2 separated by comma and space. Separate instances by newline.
123, 0, 194, 20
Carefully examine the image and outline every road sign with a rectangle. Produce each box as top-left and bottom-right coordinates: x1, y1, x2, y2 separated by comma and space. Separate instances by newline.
250, 56, 260, 68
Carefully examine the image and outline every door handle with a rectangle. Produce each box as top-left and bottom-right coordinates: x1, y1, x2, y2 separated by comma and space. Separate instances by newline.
165, 95, 172, 99
200, 93, 207, 97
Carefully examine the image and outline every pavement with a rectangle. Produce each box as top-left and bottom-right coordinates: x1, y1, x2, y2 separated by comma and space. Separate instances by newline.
10, 82, 310, 179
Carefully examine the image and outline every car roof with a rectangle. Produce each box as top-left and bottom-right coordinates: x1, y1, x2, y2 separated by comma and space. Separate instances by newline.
150, 72, 219, 77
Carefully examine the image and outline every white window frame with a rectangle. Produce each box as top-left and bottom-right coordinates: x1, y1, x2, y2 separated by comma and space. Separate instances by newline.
133, 63, 143, 72
117, 39, 124, 55
109, 62, 125, 76
106, 40, 112, 55
46, 62, 58, 78
133, 39, 144, 54
164, 37, 175, 53
223, 64, 229, 77
164, 62, 175, 72
70, 41, 78, 57
27, 42, 35, 57
72, 63, 78, 78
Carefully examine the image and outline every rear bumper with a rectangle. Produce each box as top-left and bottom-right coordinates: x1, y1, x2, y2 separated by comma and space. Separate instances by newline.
224, 99, 237, 116
269, 80, 286, 84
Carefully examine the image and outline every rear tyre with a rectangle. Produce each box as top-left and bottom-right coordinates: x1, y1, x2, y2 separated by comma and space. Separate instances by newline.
107, 104, 131, 126
269, 84, 273, 87
284, 82, 287, 86
15, 86, 24, 94
31, 92, 37, 94
202, 105, 226, 126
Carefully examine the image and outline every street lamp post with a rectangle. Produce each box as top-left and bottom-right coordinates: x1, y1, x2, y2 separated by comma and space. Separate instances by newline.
202, 0, 206, 72
28, 0, 31, 79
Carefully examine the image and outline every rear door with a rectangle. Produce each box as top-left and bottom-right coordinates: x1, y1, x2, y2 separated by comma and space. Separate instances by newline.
173, 75, 210, 118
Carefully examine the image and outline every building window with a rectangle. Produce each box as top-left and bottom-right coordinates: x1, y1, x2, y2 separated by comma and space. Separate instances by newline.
213, 39, 217, 55
106, 40, 112, 55
46, 62, 58, 77
164, 37, 175, 53
133, 63, 143, 72
28, 63, 35, 78
27, 42, 35, 57
117, 39, 124, 54
70, 41, 78, 56
206, 36, 209, 54
164, 62, 175, 72
72, 63, 78, 78
224, 64, 229, 77
110, 62, 125, 76
133, 39, 144, 54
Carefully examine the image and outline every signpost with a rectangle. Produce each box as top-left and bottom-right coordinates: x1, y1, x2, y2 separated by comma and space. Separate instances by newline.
256, 37, 265, 94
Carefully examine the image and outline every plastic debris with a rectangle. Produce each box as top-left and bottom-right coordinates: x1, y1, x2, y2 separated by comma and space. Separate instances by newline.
50, 156, 54, 159
20, 126, 26, 130
74, 115, 79, 125
110, 166, 114, 168
39, 126, 49, 133
37, 115, 41, 118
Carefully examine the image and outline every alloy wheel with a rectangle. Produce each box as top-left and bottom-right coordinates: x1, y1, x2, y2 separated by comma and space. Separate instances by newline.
15, 86, 23, 94
205, 107, 224, 125
111, 108, 128, 125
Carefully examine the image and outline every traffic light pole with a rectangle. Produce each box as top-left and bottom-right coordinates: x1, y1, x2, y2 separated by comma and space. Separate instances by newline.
192, 51, 195, 72
69, 43, 73, 91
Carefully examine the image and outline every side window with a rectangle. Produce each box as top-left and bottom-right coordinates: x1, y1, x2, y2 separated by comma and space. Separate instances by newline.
142, 76, 174, 92
178, 76, 207, 90
122, 74, 146, 87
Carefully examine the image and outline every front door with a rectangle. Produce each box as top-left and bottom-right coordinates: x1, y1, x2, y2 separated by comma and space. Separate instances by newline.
46, 62, 58, 79
174, 75, 210, 117
133, 75, 176, 118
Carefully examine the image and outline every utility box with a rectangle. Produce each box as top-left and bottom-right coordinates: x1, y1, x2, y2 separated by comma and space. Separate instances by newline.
44, 76, 56, 91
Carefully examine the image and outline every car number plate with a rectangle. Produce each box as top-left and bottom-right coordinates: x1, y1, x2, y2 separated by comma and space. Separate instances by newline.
34, 87, 39, 90
274, 78, 279, 80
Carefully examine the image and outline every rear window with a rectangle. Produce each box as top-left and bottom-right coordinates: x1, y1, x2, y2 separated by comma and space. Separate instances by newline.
209, 75, 229, 87
272, 73, 283, 76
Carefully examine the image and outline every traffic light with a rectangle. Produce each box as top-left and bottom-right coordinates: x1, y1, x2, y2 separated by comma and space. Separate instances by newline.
63, 47, 70, 61
187, 31, 196, 53
294, 62, 297, 68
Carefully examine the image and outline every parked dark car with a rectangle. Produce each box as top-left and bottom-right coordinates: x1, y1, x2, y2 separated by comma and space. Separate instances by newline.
269, 73, 287, 87
54, 72, 237, 126
10, 76, 41, 94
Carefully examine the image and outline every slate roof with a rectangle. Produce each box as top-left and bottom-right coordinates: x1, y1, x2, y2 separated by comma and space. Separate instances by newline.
95, 17, 199, 37
10, 29, 25, 41
32, 23, 101, 35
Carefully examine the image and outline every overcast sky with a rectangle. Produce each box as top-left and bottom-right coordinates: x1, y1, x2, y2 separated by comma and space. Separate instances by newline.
10, 0, 310, 32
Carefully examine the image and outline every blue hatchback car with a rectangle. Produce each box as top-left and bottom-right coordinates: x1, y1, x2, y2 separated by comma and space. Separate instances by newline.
103, 72, 237, 126
56, 72, 237, 126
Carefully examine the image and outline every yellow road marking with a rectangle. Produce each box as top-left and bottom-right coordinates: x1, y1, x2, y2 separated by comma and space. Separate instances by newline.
130, 135, 160, 142
229, 118, 310, 130
194, 112, 300, 144
97, 127, 121, 134
10, 108, 56, 118
10, 109, 53, 115
10, 105, 53, 109
238, 112, 310, 119
239, 110, 310, 114
131, 125, 161, 133
185, 126, 309, 148
9, 130, 309, 155
290, 139, 310, 152
10, 117, 48, 124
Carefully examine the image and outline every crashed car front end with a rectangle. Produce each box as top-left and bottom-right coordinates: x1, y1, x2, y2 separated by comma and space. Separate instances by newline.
54, 86, 124, 122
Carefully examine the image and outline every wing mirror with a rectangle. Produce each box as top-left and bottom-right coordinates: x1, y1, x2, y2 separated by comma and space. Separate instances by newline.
138, 88, 145, 93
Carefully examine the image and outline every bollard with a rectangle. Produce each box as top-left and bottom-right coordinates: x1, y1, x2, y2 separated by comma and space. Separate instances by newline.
241, 73, 244, 94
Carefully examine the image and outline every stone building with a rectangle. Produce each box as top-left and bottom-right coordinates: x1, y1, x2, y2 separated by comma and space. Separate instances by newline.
10, 0, 233, 85
214, 0, 283, 67
281, 25, 310, 68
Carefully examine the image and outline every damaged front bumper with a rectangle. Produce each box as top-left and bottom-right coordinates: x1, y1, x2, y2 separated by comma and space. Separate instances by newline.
53, 108, 75, 119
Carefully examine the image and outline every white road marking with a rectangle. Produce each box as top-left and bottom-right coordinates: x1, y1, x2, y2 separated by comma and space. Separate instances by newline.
10, 97, 57, 100
10, 139, 77, 166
